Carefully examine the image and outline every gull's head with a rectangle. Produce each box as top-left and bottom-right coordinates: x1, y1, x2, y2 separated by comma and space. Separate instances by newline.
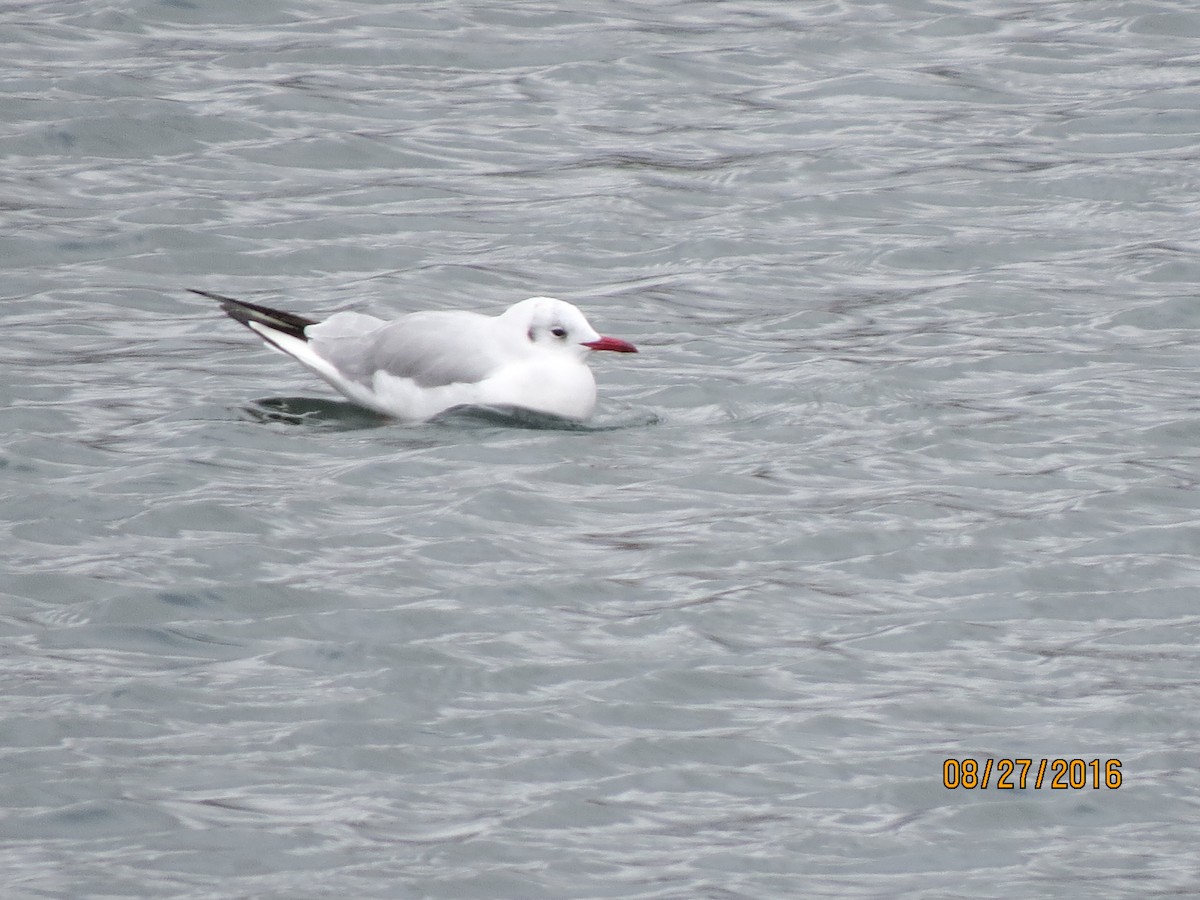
502, 297, 637, 358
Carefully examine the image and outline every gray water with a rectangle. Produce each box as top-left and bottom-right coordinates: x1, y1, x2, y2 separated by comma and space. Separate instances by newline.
4, 1, 1200, 897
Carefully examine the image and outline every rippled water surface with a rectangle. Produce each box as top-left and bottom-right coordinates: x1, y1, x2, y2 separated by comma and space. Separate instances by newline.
5, 1, 1200, 897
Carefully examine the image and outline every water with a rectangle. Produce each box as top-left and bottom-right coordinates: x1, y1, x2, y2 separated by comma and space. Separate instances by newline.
4, 1, 1200, 896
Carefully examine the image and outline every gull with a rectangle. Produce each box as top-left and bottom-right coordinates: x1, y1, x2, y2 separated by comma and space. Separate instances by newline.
193, 289, 637, 422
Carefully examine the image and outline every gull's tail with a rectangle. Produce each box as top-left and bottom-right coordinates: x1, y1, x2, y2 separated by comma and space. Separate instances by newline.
195, 288, 360, 402
190, 289, 316, 342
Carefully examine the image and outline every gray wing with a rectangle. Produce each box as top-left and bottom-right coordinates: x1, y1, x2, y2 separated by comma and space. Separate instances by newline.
309, 310, 508, 389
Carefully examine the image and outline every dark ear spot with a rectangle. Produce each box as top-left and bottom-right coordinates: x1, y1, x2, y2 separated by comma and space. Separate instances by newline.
527, 327, 535, 342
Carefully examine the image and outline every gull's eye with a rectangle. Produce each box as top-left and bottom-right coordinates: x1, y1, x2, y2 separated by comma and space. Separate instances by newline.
550, 326, 567, 338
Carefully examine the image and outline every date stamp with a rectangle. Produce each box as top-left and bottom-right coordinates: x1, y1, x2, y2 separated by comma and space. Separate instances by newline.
943, 758, 1122, 790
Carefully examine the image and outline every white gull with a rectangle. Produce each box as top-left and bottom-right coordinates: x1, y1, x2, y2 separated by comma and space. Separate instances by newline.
194, 289, 637, 422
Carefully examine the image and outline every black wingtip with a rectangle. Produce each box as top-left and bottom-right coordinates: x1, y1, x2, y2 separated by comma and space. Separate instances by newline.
192, 288, 317, 341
